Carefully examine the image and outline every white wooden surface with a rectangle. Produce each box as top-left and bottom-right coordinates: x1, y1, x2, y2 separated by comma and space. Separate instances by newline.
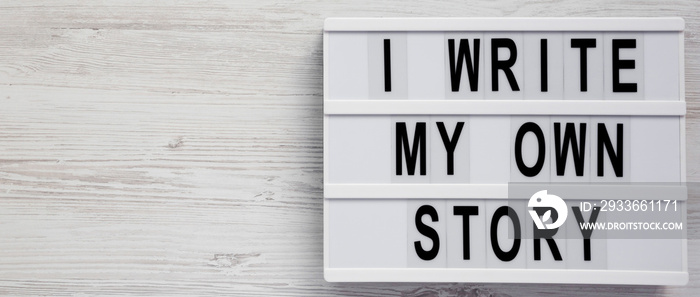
0, 1, 698, 295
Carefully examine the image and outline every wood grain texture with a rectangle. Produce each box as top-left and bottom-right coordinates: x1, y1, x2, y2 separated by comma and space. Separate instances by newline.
0, 1, 697, 295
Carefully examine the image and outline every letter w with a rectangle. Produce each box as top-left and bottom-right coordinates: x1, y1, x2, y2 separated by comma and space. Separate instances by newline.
448, 39, 480, 92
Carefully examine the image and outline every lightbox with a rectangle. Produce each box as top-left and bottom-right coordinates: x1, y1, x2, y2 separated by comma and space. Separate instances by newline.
323, 18, 687, 285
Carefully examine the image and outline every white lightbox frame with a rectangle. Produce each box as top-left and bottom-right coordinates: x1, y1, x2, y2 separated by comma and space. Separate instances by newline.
323, 17, 687, 285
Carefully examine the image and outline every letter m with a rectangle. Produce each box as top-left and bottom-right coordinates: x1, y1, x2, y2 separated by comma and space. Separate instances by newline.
396, 122, 426, 175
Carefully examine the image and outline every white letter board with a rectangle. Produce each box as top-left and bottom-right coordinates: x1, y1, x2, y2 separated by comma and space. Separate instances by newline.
323, 18, 687, 285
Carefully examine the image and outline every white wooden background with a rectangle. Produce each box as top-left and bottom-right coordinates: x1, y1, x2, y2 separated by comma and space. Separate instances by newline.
0, 1, 697, 296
